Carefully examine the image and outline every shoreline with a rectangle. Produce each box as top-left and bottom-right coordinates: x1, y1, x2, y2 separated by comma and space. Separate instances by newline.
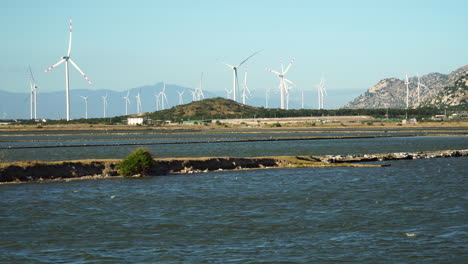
1, 149, 466, 184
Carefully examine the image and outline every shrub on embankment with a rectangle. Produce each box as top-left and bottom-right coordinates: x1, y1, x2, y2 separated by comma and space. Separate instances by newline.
117, 149, 156, 176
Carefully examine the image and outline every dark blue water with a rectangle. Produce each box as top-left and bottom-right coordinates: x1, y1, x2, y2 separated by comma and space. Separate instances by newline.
1, 136, 467, 162
1, 157, 466, 263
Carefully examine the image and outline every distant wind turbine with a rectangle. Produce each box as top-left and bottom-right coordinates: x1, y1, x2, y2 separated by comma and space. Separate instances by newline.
225, 88, 232, 99
194, 73, 204, 101
315, 76, 327, 109
265, 57, 296, 109
225, 50, 261, 102
416, 73, 427, 104
136, 90, 142, 114
80, 96, 88, 119
102, 94, 108, 118
405, 73, 411, 109
123, 90, 131, 115
44, 17, 92, 121
177, 90, 185, 105
241, 66, 252, 105
28, 66, 39, 119
159, 82, 169, 110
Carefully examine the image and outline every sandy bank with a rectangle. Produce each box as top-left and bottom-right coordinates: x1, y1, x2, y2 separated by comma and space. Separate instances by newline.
1, 149, 466, 184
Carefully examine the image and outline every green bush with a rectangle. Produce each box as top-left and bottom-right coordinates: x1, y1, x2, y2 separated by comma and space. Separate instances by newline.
118, 148, 156, 176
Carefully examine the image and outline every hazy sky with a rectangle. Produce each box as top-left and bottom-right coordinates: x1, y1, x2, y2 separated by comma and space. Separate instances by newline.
1, 0, 467, 108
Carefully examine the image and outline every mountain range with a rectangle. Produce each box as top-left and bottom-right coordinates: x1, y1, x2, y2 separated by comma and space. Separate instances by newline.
344, 65, 468, 109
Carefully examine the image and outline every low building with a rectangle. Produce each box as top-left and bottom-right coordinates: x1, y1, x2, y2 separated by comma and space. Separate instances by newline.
127, 117, 144, 125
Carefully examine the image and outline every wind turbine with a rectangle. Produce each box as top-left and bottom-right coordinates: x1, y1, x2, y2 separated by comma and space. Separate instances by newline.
80, 96, 88, 119
102, 94, 108, 118
177, 90, 185, 105
159, 82, 169, 110
225, 50, 261, 102
194, 73, 204, 101
405, 73, 411, 109
28, 66, 39, 120
154, 92, 160, 110
416, 73, 427, 104
44, 17, 92, 121
315, 76, 327, 109
265, 57, 296, 109
241, 66, 252, 105
136, 90, 142, 114
225, 88, 232, 99
123, 90, 131, 115
190, 90, 197, 102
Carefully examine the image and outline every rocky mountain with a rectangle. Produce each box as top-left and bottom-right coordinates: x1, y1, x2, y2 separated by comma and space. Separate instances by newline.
343, 65, 468, 109
418, 73, 468, 109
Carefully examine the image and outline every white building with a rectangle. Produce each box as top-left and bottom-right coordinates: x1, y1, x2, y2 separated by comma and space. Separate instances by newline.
127, 117, 144, 125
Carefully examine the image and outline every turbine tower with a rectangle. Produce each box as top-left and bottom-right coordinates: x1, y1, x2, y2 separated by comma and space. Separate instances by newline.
177, 90, 185, 105
225, 88, 232, 99
405, 73, 411, 109
241, 66, 252, 105
315, 76, 327, 109
416, 73, 427, 104
136, 90, 142, 114
194, 73, 204, 101
123, 90, 130, 115
28, 66, 39, 120
80, 96, 88, 119
44, 17, 92, 121
102, 94, 108, 118
154, 92, 160, 111
225, 50, 261, 102
159, 82, 169, 110
265, 57, 296, 109
265, 88, 270, 108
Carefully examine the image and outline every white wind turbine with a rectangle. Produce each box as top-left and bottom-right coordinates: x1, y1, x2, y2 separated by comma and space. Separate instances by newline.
154, 92, 160, 110
177, 90, 185, 105
225, 50, 261, 102
405, 73, 411, 109
190, 90, 197, 102
241, 66, 252, 105
102, 94, 108, 118
28, 66, 39, 120
194, 73, 204, 101
265, 57, 296, 109
416, 73, 427, 104
136, 90, 142, 114
225, 88, 232, 99
123, 90, 131, 115
44, 17, 92, 121
80, 96, 88, 119
315, 76, 327, 109
265, 88, 270, 108
159, 82, 169, 110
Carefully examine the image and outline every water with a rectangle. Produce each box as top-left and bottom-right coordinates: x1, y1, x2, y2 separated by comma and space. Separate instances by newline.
1, 135, 468, 162
1, 157, 466, 263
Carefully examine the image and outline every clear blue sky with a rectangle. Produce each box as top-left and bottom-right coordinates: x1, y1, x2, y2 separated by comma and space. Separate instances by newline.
1, 0, 467, 108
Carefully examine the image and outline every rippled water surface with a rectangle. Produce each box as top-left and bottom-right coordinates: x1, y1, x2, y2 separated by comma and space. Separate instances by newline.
1, 157, 467, 263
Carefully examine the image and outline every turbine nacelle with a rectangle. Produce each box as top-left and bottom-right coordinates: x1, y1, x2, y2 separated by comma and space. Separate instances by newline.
61, 56, 70, 60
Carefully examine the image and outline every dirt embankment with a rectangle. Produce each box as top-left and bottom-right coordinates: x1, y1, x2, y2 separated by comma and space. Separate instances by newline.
1, 149, 466, 184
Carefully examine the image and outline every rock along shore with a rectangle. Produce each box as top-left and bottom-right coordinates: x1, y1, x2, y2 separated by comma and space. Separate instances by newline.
0, 149, 466, 184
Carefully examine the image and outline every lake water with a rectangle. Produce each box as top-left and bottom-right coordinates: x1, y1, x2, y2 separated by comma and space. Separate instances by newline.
1, 157, 466, 263
0, 129, 467, 262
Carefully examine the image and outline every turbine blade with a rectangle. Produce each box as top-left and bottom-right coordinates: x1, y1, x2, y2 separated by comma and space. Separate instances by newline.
225, 63, 235, 68
284, 78, 297, 86
28, 65, 37, 83
69, 59, 92, 85
67, 17, 73, 56
265, 68, 281, 75
283, 57, 296, 74
237, 50, 261, 67
44, 59, 66, 72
